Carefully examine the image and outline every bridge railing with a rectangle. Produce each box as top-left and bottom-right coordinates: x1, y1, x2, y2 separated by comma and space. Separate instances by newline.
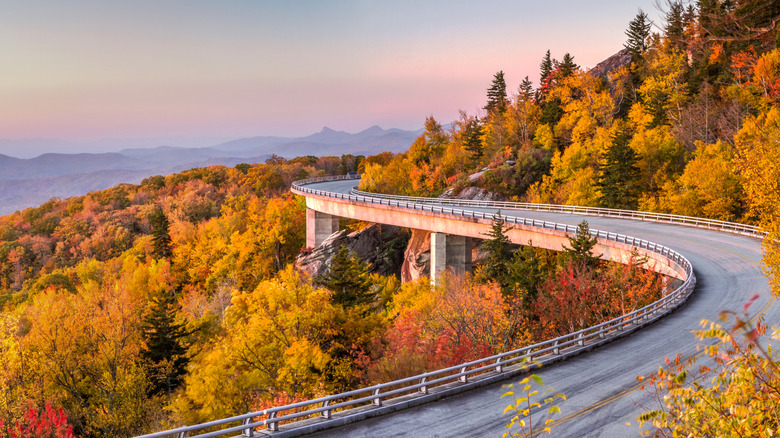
347, 188, 765, 238
139, 175, 704, 438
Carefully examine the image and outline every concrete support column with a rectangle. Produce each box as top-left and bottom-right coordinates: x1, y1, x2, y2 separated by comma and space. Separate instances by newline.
430, 232, 447, 284
306, 209, 340, 249
430, 233, 472, 285
446, 235, 472, 274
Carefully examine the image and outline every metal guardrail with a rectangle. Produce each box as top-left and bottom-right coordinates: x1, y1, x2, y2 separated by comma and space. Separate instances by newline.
138, 174, 715, 438
347, 188, 765, 238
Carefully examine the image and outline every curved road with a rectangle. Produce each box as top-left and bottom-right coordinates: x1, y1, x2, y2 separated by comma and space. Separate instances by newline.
296, 179, 772, 438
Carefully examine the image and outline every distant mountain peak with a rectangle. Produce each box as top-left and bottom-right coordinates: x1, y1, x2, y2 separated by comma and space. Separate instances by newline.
359, 125, 384, 134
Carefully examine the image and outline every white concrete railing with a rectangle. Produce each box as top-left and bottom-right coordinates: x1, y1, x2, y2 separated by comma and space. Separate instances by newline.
137, 174, 721, 438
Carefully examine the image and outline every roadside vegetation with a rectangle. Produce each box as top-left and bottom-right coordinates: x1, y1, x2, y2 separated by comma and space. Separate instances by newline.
2, 0, 780, 436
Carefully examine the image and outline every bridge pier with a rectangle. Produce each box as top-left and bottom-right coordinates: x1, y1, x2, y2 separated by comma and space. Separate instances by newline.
430, 233, 472, 286
306, 209, 339, 248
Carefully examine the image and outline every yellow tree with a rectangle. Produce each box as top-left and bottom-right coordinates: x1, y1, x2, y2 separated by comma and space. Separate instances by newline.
22, 281, 149, 437
550, 71, 614, 148
659, 141, 744, 220
534, 124, 613, 206
734, 107, 780, 295
0, 313, 31, 427
637, 48, 689, 128
176, 268, 385, 423
629, 126, 687, 211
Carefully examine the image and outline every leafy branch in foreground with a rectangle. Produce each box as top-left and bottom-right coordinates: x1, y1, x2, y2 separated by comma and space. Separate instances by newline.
501, 367, 566, 438
638, 294, 780, 437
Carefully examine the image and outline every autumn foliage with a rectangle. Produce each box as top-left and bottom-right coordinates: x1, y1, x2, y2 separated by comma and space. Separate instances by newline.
1, 403, 74, 438
2, 2, 780, 437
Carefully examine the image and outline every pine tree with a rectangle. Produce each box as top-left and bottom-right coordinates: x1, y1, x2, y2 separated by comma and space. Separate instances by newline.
518, 76, 534, 102
625, 10, 652, 60
485, 71, 508, 115
597, 127, 641, 210
559, 53, 578, 78
478, 213, 513, 289
563, 220, 601, 267
505, 244, 546, 308
683, 3, 696, 28
317, 245, 374, 308
142, 290, 189, 396
149, 207, 172, 259
664, 1, 686, 50
539, 50, 553, 91
540, 95, 564, 127
463, 117, 484, 164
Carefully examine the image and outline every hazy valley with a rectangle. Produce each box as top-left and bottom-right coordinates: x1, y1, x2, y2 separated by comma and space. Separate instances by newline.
0, 126, 421, 214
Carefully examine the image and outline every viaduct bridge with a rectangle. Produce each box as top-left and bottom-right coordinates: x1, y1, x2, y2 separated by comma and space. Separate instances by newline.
139, 175, 773, 438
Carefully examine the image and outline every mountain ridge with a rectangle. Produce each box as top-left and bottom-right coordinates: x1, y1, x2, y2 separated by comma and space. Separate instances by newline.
0, 125, 421, 214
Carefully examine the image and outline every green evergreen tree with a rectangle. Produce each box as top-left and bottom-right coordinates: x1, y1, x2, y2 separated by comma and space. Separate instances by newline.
518, 76, 535, 102
149, 207, 172, 259
664, 1, 686, 50
505, 244, 548, 307
646, 89, 671, 128
625, 10, 652, 60
559, 53, 578, 78
683, 3, 697, 28
563, 220, 601, 267
540, 97, 564, 130
478, 213, 513, 289
463, 117, 484, 164
539, 50, 553, 93
317, 245, 375, 308
142, 290, 189, 396
597, 127, 641, 210
485, 70, 508, 115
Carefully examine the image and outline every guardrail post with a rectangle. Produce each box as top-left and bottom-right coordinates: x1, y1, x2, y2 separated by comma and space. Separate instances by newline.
577, 333, 584, 346
553, 341, 560, 355
242, 417, 255, 437
372, 388, 383, 406
419, 377, 429, 394
459, 366, 468, 383
321, 400, 332, 419
495, 358, 503, 373
267, 412, 278, 432
178, 431, 188, 438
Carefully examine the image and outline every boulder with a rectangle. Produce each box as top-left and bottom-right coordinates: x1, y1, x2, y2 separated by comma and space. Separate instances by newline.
451, 186, 502, 202
589, 48, 633, 79
400, 229, 431, 283
295, 223, 409, 279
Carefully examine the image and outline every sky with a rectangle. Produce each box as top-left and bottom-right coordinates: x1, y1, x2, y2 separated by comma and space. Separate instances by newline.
0, 0, 663, 152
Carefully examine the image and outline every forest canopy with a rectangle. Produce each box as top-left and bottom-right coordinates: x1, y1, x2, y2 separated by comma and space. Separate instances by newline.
2, 1, 780, 436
